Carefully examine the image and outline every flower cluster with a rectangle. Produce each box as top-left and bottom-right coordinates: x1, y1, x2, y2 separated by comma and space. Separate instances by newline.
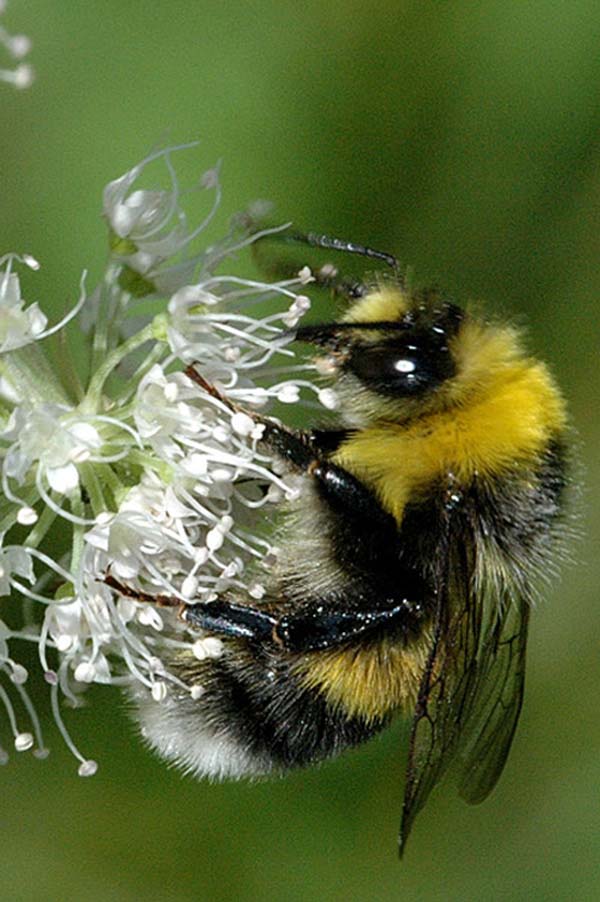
0, 0, 34, 89
0, 144, 331, 773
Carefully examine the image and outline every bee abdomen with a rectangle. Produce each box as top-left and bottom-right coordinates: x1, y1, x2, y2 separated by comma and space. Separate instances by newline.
133, 645, 386, 779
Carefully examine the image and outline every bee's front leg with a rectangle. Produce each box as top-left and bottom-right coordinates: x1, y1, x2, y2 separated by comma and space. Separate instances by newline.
181, 367, 419, 651
185, 363, 314, 457
255, 419, 394, 528
186, 363, 393, 526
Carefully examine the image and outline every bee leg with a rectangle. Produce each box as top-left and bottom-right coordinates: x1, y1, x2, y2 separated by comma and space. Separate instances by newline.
185, 366, 236, 409
274, 592, 426, 652
307, 459, 396, 526
185, 364, 325, 469
234, 414, 392, 527
105, 574, 281, 644
184, 590, 425, 653
104, 573, 181, 609
184, 599, 277, 641
249, 417, 394, 526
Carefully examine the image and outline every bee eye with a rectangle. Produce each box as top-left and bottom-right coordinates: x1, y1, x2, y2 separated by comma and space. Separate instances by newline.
346, 339, 455, 397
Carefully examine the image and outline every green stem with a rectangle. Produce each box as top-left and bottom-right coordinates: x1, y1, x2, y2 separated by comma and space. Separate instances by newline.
54, 327, 85, 403
81, 322, 158, 413
68, 492, 86, 577
78, 461, 111, 516
0, 345, 69, 405
90, 278, 112, 373
126, 449, 172, 482
90, 461, 126, 507
90, 271, 123, 376
23, 503, 58, 549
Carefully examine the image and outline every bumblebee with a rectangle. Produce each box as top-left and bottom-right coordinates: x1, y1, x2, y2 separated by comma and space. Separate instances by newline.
118, 234, 569, 855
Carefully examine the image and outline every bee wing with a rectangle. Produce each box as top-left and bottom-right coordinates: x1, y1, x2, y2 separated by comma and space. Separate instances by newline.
456, 592, 529, 804
398, 547, 530, 856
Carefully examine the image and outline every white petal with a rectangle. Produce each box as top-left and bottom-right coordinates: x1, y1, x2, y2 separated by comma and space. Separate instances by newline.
69, 422, 101, 447
206, 527, 224, 551
181, 453, 208, 477
318, 388, 338, 410
14, 733, 34, 752
181, 575, 199, 599
116, 598, 138, 622
26, 303, 48, 336
231, 412, 255, 437
46, 462, 79, 493
0, 272, 21, 307
151, 682, 168, 702
74, 662, 96, 683
137, 607, 164, 631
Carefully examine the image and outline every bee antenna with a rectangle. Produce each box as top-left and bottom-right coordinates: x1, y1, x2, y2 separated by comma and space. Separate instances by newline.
288, 231, 401, 273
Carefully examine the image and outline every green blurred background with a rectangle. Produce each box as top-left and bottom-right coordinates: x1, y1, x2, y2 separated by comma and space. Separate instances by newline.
1, 1, 599, 900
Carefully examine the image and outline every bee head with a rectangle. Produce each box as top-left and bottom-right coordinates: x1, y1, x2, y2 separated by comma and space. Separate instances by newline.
294, 287, 469, 424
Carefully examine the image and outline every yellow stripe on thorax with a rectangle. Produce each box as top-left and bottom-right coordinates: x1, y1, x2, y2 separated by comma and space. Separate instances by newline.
333, 359, 566, 524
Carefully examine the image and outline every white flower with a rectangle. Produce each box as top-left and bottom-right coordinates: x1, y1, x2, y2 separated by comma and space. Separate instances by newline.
2, 404, 103, 494
0, 542, 34, 596
133, 365, 201, 457
0, 4, 34, 90
0, 256, 47, 352
102, 145, 223, 297
0, 256, 88, 364
0, 144, 329, 775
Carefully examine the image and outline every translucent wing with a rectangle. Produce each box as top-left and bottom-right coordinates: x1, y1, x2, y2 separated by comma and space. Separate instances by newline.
457, 596, 529, 804
398, 543, 530, 856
